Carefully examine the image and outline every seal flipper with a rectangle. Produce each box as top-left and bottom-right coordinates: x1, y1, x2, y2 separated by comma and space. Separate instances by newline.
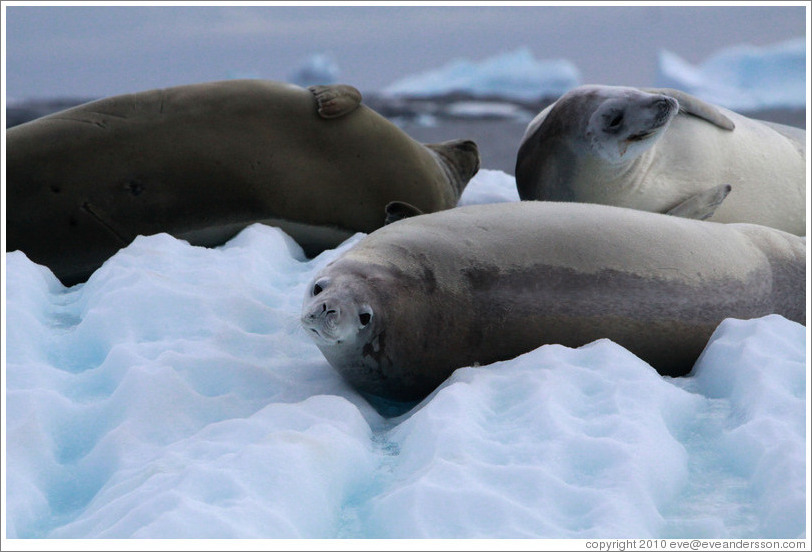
643, 88, 735, 131
309, 84, 363, 119
385, 201, 424, 225
424, 139, 481, 198
665, 184, 732, 220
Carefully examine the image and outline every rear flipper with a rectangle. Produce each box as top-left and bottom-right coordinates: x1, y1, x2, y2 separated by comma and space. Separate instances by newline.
665, 184, 732, 220
309, 85, 363, 119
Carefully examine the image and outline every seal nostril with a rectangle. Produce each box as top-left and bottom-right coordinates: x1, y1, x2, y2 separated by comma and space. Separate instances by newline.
657, 98, 674, 116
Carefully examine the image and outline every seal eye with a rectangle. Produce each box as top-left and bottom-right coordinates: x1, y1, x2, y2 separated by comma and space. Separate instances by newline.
313, 283, 323, 296
608, 112, 623, 128
359, 312, 371, 326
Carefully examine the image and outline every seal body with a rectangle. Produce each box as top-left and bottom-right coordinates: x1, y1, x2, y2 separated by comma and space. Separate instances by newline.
516, 85, 806, 234
6, 80, 479, 285
302, 202, 805, 401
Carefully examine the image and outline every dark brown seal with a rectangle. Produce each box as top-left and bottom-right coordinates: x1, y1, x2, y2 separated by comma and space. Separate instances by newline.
6, 80, 480, 285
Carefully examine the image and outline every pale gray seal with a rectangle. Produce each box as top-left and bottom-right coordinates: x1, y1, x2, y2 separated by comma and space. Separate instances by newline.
301, 201, 805, 402
6, 80, 480, 285
516, 85, 806, 234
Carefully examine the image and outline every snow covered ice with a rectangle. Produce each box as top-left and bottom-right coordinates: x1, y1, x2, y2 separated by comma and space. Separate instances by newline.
3, 169, 808, 541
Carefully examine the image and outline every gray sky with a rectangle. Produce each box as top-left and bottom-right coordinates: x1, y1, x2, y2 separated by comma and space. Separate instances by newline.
3, 3, 808, 101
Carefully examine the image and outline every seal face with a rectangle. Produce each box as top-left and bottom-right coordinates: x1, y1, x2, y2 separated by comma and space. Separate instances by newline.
516, 85, 806, 234
6, 80, 480, 285
302, 202, 806, 402
584, 87, 678, 163
303, 275, 376, 347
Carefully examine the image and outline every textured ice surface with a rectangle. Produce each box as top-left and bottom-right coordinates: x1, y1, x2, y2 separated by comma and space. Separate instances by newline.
3, 170, 808, 540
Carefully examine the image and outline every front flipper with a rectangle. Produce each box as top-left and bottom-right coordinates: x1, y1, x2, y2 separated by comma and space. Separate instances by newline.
665, 184, 732, 220
643, 88, 735, 131
308, 84, 363, 119
385, 201, 424, 225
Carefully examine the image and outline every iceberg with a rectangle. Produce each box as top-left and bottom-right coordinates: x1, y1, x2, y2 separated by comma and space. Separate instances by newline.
288, 53, 340, 87
656, 38, 807, 111
382, 47, 580, 101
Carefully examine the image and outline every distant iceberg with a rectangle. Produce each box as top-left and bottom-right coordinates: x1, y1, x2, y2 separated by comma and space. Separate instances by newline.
656, 38, 806, 111
289, 53, 340, 87
382, 47, 580, 101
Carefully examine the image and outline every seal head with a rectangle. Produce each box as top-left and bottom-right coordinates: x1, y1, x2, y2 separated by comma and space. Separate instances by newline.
301, 261, 413, 399
583, 87, 678, 163
302, 273, 376, 347
516, 86, 680, 202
